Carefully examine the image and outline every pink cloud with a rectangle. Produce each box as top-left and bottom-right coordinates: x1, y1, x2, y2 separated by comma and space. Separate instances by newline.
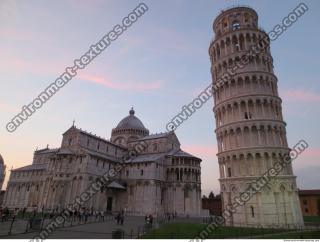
77, 73, 163, 91
303, 147, 320, 158
0, 46, 67, 76
0, 56, 64, 77
118, 36, 145, 56
282, 89, 320, 102
290, 147, 320, 170
181, 144, 218, 159
0, 28, 35, 41
0, 102, 16, 112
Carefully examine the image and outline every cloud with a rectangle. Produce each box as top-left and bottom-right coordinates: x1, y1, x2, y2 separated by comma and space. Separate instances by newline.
0, 46, 66, 77
181, 144, 218, 159
77, 73, 163, 91
0, 27, 35, 41
291, 147, 320, 170
295, 166, 320, 190
282, 89, 320, 102
0, 102, 16, 112
302, 147, 320, 158
118, 36, 145, 56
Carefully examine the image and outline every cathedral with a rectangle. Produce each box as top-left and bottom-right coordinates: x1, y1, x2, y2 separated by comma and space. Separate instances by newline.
2, 109, 202, 216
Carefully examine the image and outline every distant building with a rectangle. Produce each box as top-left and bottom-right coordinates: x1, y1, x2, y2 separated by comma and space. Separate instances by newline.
299, 190, 320, 217
202, 192, 222, 216
3, 109, 202, 216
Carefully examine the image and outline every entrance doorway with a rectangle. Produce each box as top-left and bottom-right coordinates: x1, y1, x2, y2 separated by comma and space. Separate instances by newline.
107, 197, 113, 211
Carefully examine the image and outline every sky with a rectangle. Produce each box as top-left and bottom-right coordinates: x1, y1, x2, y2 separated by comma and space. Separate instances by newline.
0, 0, 319, 196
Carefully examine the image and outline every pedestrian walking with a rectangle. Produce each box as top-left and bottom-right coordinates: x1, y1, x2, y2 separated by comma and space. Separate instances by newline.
115, 212, 121, 225
100, 211, 104, 222
149, 214, 153, 227
120, 210, 124, 225
85, 208, 89, 223
22, 207, 26, 219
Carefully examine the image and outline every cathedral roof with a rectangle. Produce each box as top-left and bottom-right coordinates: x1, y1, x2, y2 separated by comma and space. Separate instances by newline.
125, 149, 201, 164
81, 147, 119, 162
115, 108, 148, 131
136, 132, 170, 141
134, 131, 180, 146
168, 149, 202, 160
57, 148, 75, 155
63, 125, 126, 149
0, 154, 3, 164
13, 163, 47, 172
126, 152, 166, 163
35, 148, 59, 154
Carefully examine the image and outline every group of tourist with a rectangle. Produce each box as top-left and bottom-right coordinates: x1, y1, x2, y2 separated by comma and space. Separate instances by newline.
1, 206, 112, 223
0, 207, 23, 222
164, 211, 177, 221
52, 207, 109, 223
0, 207, 10, 222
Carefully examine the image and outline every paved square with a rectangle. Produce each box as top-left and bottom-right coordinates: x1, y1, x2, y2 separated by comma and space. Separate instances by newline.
0, 216, 147, 239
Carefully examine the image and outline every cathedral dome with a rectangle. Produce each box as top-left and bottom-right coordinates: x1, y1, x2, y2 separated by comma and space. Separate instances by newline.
111, 108, 149, 146
116, 108, 147, 130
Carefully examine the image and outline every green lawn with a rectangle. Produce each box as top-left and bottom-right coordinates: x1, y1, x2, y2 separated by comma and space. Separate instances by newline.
141, 223, 290, 239
304, 216, 320, 223
263, 230, 320, 239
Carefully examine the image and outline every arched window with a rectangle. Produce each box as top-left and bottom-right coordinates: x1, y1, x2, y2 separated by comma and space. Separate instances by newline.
176, 170, 179, 181
251, 206, 255, 217
227, 167, 232, 177
161, 188, 165, 204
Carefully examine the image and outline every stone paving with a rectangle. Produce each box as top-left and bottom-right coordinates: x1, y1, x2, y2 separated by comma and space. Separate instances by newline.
0, 216, 147, 239
0, 219, 29, 236
0, 214, 207, 239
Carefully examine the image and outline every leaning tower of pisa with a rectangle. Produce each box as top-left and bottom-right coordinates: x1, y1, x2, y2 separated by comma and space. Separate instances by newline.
209, 7, 303, 227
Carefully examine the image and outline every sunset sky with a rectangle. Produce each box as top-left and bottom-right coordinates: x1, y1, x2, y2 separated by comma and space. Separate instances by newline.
0, 0, 319, 195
